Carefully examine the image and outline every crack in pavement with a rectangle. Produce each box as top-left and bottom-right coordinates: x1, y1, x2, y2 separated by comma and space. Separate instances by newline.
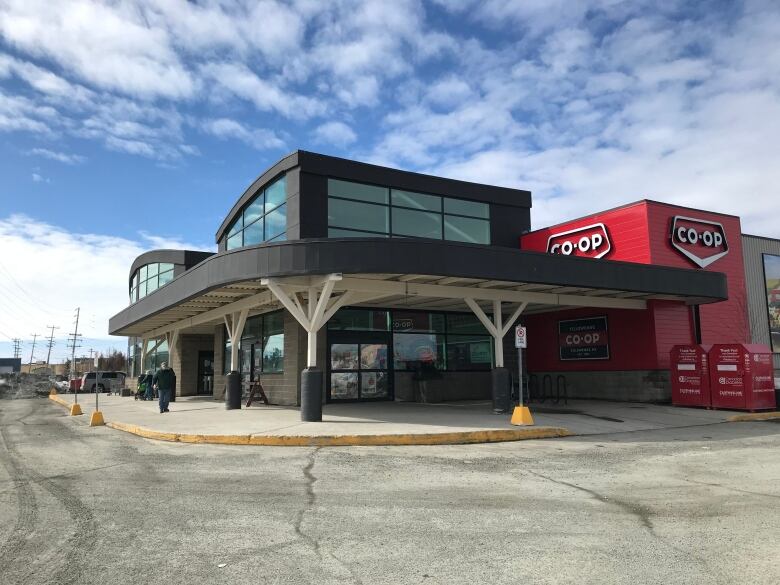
524, 468, 726, 585
293, 447, 322, 559
292, 447, 363, 585
682, 477, 780, 500
524, 469, 655, 531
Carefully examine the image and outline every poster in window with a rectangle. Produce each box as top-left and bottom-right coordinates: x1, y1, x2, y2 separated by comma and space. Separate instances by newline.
559, 316, 610, 360
763, 254, 780, 353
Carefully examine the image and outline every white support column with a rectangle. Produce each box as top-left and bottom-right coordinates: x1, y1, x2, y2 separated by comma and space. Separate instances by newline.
262, 274, 343, 369
166, 330, 179, 360
139, 338, 149, 376
223, 308, 249, 372
465, 298, 528, 369
493, 300, 504, 368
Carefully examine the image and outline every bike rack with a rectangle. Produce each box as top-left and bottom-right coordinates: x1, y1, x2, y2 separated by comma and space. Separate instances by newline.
555, 374, 568, 405
541, 374, 553, 404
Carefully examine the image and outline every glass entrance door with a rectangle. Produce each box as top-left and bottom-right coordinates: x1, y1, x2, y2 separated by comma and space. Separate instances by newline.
196, 351, 214, 395
328, 332, 392, 402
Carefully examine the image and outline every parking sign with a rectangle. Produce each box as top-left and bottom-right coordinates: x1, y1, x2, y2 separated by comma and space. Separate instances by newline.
515, 325, 527, 349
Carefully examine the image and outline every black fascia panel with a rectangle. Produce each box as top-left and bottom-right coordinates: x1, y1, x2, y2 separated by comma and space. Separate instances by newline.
297, 150, 531, 208
109, 238, 728, 336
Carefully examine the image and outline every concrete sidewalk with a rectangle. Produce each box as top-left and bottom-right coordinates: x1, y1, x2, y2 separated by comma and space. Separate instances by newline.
46, 391, 753, 445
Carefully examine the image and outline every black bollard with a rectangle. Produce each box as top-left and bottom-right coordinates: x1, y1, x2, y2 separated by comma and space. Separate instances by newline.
491, 367, 511, 413
300, 368, 323, 422
225, 371, 242, 410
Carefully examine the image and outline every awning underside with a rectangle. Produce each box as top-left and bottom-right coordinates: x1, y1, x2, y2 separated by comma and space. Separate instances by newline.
115, 272, 701, 338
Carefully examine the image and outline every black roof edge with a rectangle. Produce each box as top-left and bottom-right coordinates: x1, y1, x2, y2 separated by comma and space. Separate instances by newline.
129, 249, 215, 281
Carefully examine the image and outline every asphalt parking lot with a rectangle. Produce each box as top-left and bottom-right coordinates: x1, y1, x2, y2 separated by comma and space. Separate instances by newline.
1, 398, 779, 585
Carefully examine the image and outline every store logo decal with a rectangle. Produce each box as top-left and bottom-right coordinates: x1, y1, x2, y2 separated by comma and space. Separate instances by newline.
670, 216, 729, 268
547, 223, 612, 259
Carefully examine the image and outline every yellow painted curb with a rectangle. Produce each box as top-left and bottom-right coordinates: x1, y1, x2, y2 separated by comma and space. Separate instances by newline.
89, 411, 105, 426
48, 394, 69, 408
104, 422, 571, 446
49, 387, 58, 395
727, 411, 780, 422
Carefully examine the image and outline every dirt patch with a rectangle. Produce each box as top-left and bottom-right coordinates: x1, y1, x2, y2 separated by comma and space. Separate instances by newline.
0, 374, 53, 400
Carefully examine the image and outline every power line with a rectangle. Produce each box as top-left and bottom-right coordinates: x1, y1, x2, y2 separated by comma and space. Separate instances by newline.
0, 260, 70, 313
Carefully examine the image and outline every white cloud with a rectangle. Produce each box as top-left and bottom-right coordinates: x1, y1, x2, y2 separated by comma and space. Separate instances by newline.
0, 0, 197, 99
201, 62, 325, 120
313, 121, 357, 147
31, 172, 49, 183
27, 147, 86, 164
0, 214, 212, 360
201, 118, 285, 151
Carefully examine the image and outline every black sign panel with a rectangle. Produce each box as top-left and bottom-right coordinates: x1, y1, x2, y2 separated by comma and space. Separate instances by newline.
559, 316, 610, 361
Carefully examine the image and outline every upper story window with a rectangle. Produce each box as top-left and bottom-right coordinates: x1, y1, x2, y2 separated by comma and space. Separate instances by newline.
130, 263, 174, 304
225, 175, 287, 250
327, 179, 490, 244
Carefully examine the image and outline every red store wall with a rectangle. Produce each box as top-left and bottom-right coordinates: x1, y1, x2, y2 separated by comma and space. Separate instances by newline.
520, 200, 748, 373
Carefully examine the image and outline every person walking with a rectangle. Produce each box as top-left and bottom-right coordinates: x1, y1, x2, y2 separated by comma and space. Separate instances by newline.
153, 362, 175, 413
143, 370, 154, 400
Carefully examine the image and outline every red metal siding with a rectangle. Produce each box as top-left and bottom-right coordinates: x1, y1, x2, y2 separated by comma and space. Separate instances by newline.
519, 200, 746, 377
520, 201, 652, 263
650, 300, 695, 369
644, 202, 749, 344
525, 307, 659, 372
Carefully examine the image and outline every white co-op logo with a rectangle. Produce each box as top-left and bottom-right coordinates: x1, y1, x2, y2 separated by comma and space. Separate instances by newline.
670, 216, 729, 268
547, 223, 612, 259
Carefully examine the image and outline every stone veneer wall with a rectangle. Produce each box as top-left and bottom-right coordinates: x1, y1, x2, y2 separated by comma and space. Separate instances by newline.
211, 311, 304, 406
174, 334, 215, 396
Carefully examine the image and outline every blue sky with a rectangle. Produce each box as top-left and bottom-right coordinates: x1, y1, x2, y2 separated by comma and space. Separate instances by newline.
1, 0, 779, 361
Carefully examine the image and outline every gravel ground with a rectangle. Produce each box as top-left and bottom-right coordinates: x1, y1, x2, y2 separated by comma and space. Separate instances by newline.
0, 399, 778, 585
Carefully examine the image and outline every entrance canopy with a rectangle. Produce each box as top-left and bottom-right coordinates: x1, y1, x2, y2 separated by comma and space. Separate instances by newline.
110, 238, 728, 344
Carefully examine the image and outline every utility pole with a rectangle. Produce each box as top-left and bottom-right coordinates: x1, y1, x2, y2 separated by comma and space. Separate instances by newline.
28, 333, 38, 370
44, 324, 59, 366
67, 308, 82, 380
12, 338, 21, 359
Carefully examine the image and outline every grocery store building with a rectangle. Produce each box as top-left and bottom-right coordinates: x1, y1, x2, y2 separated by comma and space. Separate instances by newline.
108, 151, 779, 419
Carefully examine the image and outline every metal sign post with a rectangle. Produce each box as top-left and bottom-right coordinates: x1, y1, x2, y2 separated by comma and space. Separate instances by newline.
514, 325, 527, 406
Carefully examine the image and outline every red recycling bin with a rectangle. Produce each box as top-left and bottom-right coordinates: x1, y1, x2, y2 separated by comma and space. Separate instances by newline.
709, 344, 776, 411
670, 345, 711, 407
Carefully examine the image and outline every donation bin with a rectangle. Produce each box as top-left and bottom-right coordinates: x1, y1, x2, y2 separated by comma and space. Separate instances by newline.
709, 344, 776, 411
670, 344, 711, 407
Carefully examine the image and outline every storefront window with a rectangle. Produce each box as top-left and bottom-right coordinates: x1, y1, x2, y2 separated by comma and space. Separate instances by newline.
393, 333, 446, 370
262, 312, 284, 372
762, 254, 780, 352
223, 311, 284, 375
327, 179, 490, 244
446, 335, 493, 371
328, 309, 389, 331
143, 340, 168, 372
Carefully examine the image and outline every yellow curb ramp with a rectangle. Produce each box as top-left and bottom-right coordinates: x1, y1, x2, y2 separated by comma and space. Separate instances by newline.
49, 394, 71, 408
105, 421, 572, 447
727, 411, 780, 422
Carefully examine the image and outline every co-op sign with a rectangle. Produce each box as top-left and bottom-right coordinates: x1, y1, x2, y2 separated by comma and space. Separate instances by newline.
670, 216, 729, 268
546, 216, 729, 269
546, 223, 612, 259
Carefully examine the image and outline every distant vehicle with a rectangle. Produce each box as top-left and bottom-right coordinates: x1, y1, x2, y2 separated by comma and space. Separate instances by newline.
80, 371, 127, 393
